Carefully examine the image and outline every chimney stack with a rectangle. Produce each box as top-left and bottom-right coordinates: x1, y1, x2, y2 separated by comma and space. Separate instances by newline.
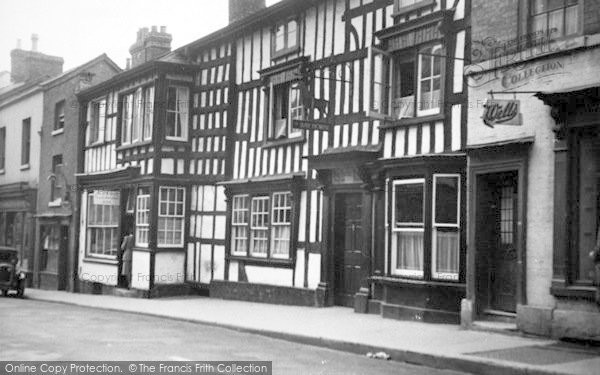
31, 34, 39, 52
229, 0, 266, 24
126, 58, 131, 70
10, 34, 63, 83
129, 25, 172, 68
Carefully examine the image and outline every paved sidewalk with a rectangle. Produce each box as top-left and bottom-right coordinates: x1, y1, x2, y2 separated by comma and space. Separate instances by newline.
24, 289, 600, 375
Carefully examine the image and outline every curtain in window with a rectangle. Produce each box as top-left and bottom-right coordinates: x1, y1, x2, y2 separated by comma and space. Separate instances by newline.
395, 231, 424, 272
434, 229, 459, 274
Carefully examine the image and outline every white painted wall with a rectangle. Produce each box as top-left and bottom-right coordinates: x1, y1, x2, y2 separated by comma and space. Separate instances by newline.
154, 252, 185, 285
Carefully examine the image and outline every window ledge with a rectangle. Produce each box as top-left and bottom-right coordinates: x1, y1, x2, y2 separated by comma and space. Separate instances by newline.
263, 134, 306, 149
51, 128, 64, 136
228, 255, 293, 267
380, 113, 445, 129
20, 164, 30, 171
116, 140, 153, 152
550, 284, 596, 300
0, 169, 4, 175
370, 275, 465, 289
48, 199, 62, 208
82, 257, 118, 266
165, 136, 188, 142
272, 46, 302, 60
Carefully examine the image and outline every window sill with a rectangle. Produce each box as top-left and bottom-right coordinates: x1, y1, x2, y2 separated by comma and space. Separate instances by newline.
48, 199, 62, 208
165, 136, 188, 142
379, 113, 445, 129
263, 134, 306, 149
392, 0, 435, 17
228, 255, 293, 267
51, 128, 64, 136
20, 164, 30, 171
116, 140, 153, 152
370, 275, 465, 289
0, 169, 4, 175
550, 283, 596, 301
82, 257, 118, 266
272, 46, 302, 60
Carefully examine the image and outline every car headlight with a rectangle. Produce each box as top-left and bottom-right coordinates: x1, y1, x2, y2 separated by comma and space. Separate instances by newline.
18, 272, 26, 280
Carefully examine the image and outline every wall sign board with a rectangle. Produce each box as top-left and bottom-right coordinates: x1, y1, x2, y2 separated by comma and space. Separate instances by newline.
482, 99, 522, 128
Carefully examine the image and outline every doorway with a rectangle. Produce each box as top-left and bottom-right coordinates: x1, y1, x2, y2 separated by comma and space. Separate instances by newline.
333, 193, 363, 307
476, 171, 519, 314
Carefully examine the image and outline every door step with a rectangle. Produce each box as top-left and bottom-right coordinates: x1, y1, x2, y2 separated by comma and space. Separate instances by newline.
111, 287, 144, 298
472, 319, 519, 336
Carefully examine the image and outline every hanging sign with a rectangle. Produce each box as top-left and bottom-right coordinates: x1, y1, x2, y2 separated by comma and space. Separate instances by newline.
93, 190, 120, 206
482, 99, 522, 128
292, 119, 332, 132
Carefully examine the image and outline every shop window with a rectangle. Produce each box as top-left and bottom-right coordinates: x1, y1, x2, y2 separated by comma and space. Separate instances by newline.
158, 187, 185, 247
54, 100, 65, 132
50, 155, 63, 202
135, 188, 150, 247
21, 117, 31, 167
87, 191, 120, 258
165, 86, 189, 141
87, 99, 106, 145
391, 179, 425, 277
121, 86, 154, 145
272, 19, 300, 58
530, 0, 580, 40
432, 175, 460, 280
371, 44, 444, 119
268, 82, 303, 140
230, 191, 293, 260
390, 174, 462, 280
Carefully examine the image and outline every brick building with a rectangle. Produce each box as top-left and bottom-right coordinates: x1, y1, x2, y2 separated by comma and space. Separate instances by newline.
463, 0, 600, 341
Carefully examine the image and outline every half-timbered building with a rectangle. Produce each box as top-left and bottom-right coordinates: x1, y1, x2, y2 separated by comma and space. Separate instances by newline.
170, 0, 470, 322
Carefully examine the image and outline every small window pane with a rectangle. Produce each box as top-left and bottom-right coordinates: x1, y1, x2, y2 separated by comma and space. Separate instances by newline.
435, 176, 459, 225
395, 181, 424, 225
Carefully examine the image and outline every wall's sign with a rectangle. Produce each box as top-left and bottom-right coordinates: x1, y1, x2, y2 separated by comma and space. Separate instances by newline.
93, 190, 120, 206
388, 23, 442, 51
292, 119, 331, 132
482, 99, 522, 128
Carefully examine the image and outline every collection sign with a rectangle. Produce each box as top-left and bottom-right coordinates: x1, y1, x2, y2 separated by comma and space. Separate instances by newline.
292, 119, 331, 132
93, 190, 120, 206
482, 99, 522, 128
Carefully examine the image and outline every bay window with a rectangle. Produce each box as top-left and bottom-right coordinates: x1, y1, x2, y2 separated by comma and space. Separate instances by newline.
432, 175, 460, 280
390, 174, 462, 281
371, 44, 444, 119
158, 187, 185, 247
166, 86, 189, 141
121, 86, 154, 145
87, 191, 120, 258
135, 188, 150, 247
230, 191, 293, 260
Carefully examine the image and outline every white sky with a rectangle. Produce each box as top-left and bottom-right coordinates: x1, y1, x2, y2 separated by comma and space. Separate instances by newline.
0, 0, 281, 73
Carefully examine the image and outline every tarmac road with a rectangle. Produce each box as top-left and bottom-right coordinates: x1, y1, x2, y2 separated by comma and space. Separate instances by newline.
0, 297, 466, 375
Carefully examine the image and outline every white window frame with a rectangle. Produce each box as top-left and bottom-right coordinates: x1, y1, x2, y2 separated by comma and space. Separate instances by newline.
250, 196, 270, 258
86, 191, 120, 259
431, 174, 460, 281
391, 178, 425, 278
121, 93, 133, 145
270, 192, 292, 259
269, 82, 304, 140
231, 195, 249, 256
157, 187, 185, 248
166, 86, 189, 142
416, 44, 443, 117
272, 19, 299, 56
135, 193, 150, 247
143, 86, 154, 141
88, 99, 106, 146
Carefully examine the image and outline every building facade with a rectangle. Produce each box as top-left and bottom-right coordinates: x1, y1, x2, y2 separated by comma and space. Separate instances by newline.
463, 0, 600, 340
34, 54, 120, 291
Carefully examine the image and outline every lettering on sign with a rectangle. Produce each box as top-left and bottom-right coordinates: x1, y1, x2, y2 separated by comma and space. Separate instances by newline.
93, 190, 120, 205
292, 119, 331, 132
482, 99, 522, 128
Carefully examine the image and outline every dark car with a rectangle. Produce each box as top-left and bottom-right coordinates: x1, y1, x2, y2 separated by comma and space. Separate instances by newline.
0, 247, 26, 297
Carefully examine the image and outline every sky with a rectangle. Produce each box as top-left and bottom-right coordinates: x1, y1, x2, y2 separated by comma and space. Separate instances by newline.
0, 0, 281, 73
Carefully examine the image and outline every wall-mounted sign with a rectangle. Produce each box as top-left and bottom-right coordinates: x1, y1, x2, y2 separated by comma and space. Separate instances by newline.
388, 23, 442, 51
292, 119, 331, 132
482, 99, 522, 128
93, 190, 120, 206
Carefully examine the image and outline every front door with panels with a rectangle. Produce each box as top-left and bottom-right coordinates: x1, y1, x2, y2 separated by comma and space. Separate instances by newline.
333, 193, 363, 307
476, 171, 518, 314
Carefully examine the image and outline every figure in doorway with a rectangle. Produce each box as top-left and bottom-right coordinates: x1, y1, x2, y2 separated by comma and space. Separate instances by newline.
120, 230, 134, 289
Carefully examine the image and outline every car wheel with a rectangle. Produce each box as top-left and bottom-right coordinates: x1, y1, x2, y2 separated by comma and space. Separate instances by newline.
1, 290, 7, 297
16, 287, 24, 298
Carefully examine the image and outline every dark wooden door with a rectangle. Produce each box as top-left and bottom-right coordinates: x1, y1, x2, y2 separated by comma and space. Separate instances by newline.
488, 173, 518, 313
334, 193, 363, 307
57, 225, 69, 290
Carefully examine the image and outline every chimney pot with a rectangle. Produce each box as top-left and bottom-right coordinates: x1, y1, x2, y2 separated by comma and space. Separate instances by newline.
151, 25, 157, 33
31, 34, 39, 52
229, 0, 265, 24
160, 26, 166, 33
126, 58, 131, 70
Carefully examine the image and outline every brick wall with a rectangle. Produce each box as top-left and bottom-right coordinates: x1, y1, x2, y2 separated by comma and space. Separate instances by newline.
584, 0, 600, 34
471, 0, 520, 63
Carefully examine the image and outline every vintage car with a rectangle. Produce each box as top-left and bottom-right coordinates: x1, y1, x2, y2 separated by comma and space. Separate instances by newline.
0, 247, 26, 297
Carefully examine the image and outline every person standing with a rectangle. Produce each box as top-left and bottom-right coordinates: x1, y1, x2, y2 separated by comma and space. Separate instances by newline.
120, 231, 134, 288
